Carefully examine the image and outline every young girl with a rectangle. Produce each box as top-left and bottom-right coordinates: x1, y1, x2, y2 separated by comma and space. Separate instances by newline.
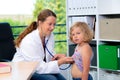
70, 22, 93, 80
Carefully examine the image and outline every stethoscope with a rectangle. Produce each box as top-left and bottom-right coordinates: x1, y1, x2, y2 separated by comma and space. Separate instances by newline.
44, 37, 71, 70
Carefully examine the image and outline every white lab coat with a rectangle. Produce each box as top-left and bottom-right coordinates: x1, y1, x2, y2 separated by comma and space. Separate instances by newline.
12, 29, 60, 74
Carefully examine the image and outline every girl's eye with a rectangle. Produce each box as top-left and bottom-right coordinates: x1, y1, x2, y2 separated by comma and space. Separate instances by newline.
77, 32, 80, 34
71, 34, 75, 36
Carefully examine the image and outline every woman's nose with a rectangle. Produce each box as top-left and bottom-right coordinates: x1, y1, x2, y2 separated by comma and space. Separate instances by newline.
51, 25, 55, 30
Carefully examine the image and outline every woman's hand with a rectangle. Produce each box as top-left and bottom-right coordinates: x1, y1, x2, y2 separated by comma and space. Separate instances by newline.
51, 54, 74, 66
58, 56, 74, 66
51, 54, 66, 60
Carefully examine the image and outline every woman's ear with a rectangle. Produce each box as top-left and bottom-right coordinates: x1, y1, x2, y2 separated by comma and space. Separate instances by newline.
38, 21, 42, 26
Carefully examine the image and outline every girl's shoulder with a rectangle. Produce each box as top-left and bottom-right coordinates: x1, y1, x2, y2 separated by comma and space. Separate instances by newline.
80, 43, 92, 55
82, 43, 91, 50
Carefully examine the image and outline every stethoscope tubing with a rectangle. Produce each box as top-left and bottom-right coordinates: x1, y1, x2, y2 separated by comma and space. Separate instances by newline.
44, 38, 71, 70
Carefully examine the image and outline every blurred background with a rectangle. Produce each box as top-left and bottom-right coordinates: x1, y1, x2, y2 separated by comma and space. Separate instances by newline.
0, 0, 67, 54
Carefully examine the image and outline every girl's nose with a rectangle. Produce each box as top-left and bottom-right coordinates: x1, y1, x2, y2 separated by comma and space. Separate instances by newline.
74, 35, 77, 38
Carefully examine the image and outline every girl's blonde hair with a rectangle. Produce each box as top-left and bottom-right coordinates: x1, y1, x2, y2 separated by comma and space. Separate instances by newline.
15, 9, 56, 47
70, 22, 93, 43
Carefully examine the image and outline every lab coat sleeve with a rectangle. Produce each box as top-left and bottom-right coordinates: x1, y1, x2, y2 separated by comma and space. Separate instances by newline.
36, 60, 60, 74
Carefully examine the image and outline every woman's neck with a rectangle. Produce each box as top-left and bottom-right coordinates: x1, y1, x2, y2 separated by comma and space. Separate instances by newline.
38, 27, 46, 45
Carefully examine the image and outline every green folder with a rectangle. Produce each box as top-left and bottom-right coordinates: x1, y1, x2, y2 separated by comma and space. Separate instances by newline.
99, 44, 120, 70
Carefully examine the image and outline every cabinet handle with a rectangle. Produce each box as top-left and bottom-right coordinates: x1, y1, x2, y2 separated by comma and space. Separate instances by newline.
118, 48, 120, 58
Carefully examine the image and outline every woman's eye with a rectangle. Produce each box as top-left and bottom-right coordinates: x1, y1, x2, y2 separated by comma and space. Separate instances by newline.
54, 23, 56, 26
49, 23, 52, 26
49, 23, 56, 26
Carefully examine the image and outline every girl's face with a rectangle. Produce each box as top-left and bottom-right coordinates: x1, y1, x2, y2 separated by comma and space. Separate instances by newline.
71, 27, 84, 44
40, 16, 56, 36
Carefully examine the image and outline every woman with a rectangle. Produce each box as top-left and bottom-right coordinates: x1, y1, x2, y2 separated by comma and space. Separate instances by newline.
12, 9, 73, 80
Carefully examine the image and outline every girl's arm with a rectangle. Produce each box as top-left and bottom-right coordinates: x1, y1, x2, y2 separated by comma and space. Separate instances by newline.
81, 44, 92, 80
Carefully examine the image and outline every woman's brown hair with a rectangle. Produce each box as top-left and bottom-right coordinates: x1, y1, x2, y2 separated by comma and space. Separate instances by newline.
15, 9, 56, 47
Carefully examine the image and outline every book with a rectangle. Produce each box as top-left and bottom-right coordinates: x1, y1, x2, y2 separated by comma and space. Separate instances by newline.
0, 63, 11, 73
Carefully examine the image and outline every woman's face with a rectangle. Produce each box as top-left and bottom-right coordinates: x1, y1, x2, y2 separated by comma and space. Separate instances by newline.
40, 16, 56, 36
